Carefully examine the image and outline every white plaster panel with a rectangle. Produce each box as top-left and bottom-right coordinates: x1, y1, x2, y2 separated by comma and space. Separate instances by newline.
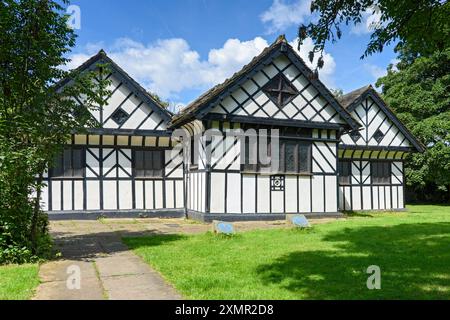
226, 173, 241, 214
210, 173, 225, 213
285, 176, 298, 213
257, 176, 270, 213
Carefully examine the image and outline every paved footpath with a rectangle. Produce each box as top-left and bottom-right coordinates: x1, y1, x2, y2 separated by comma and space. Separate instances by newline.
33, 217, 336, 300
33, 219, 189, 300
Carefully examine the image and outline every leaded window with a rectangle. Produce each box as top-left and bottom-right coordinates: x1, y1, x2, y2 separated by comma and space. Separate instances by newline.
280, 140, 312, 174
243, 136, 311, 174
243, 137, 258, 172
134, 150, 164, 178
350, 131, 362, 143
51, 148, 84, 178
111, 108, 130, 125
373, 129, 385, 143
371, 161, 391, 184
262, 73, 299, 107
338, 161, 352, 185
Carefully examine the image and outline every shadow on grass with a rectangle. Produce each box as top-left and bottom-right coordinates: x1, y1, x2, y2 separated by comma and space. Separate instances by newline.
256, 222, 450, 299
51, 229, 187, 260
407, 203, 450, 207
343, 211, 375, 218
124, 234, 188, 250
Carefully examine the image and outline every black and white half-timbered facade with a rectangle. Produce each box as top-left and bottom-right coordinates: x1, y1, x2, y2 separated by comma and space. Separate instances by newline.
337, 86, 425, 212
43, 36, 424, 221
42, 51, 184, 217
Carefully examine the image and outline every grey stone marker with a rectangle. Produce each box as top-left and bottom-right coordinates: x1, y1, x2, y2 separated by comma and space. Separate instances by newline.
212, 220, 235, 235
286, 214, 311, 228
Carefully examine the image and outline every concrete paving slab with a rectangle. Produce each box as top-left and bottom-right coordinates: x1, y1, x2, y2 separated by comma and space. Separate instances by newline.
34, 260, 104, 300
34, 278, 105, 300
95, 252, 153, 277
38, 260, 98, 282
101, 274, 181, 300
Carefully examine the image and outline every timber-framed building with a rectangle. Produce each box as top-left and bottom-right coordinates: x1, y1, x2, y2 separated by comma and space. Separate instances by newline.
43, 36, 424, 221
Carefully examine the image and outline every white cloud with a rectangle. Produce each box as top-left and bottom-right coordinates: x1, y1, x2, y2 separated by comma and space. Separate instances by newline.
364, 63, 387, 79
64, 42, 104, 70
389, 58, 400, 72
260, 0, 312, 34
66, 53, 91, 70
350, 8, 383, 35
67, 37, 269, 101
66, 36, 337, 103
290, 38, 336, 88
207, 37, 269, 83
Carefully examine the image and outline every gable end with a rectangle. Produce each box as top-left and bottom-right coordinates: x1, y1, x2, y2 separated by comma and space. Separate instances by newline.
171, 37, 360, 131
344, 87, 425, 153
57, 50, 172, 125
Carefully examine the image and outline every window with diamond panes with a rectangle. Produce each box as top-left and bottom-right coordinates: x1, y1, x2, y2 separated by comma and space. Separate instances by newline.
373, 129, 385, 143
262, 73, 299, 108
111, 108, 130, 125
350, 131, 362, 143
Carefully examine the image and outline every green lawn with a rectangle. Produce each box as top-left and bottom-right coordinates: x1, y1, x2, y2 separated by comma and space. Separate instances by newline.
124, 205, 450, 300
0, 264, 40, 300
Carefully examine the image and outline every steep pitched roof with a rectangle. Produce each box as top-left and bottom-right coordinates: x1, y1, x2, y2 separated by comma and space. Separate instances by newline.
171, 35, 360, 130
338, 85, 426, 153
57, 50, 172, 123
338, 85, 372, 109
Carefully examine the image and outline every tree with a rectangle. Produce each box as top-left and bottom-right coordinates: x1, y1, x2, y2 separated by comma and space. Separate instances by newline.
0, 0, 109, 264
299, 0, 449, 202
298, 0, 449, 65
376, 48, 450, 202
150, 92, 170, 109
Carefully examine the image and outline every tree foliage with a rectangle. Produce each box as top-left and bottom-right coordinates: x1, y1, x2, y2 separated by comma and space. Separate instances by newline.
376, 48, 450, 202
0, 0, 109, 264
300, 0, 449, 202
150, 92, 170, 109
298, 0, 449, 64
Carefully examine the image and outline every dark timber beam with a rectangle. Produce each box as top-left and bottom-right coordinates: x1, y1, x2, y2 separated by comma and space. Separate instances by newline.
202, 113, 345, 130
74, 128, 173, 137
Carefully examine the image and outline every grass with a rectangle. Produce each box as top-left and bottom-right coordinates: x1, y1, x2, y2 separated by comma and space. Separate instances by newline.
0, 264, 40, 300
124, 205, 450, 300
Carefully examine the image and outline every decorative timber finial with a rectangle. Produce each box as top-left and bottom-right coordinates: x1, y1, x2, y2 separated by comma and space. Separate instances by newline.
276, 34, 287, 44
276, 35, 288, 52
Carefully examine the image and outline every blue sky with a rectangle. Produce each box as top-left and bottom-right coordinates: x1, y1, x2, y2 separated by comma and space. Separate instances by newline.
66, 0, 397, 109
